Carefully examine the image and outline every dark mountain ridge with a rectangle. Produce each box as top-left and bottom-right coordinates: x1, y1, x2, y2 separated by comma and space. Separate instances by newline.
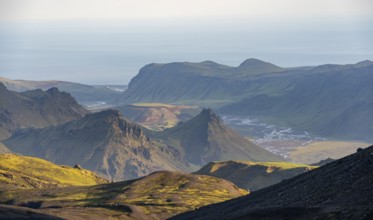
172, 145, 373, 220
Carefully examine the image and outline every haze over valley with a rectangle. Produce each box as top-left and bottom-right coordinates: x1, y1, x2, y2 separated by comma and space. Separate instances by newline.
1, 0, 373, 219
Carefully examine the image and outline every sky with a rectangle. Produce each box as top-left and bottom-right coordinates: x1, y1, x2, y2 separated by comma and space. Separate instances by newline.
0, 0, 372, 84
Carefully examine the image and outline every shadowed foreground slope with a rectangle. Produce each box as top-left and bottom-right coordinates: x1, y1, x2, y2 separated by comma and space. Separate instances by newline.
172, 145, 373, 220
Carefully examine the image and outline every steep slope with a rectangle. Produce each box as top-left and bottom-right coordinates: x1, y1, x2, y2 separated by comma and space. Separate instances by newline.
0, 76, 123, 103
119, 59, 290, 105
0, 154, 108, 191
0, 84, 88, 140
195, 161, 316, 191
172, 145, 373, 220
155, 109, 284, 166
220, 62, 373, 141
117, 103, 199, 130
0, 171, 247, 220
4, 110, 192, 181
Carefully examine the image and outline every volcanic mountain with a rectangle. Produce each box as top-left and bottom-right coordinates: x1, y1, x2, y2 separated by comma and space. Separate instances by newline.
3, 110, 192, 181
0, 83, 88, 140
195, 160, 316, 191
155, 109, 284, 166
172, 145, 373, 220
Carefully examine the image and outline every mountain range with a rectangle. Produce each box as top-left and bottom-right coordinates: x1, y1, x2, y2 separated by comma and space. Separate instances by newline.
0, 84, 88, 140
3, 109, 282, 181
172, 145, 373, 220
119, 58, 373, 142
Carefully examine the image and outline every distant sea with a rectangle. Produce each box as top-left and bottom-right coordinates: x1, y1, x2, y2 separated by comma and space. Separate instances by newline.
0, 23, 372, 84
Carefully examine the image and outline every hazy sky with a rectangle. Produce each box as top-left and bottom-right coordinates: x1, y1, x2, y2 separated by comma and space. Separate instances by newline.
0, 0, 372, 84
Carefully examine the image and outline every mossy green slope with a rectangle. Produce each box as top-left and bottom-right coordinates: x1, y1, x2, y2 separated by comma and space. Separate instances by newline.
195, 160, 317, 191
0, 154, 108, 190
0, 171, 247, 219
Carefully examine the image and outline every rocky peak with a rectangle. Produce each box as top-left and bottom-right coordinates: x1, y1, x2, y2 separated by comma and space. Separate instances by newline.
236, 58, 283, 74
199, 108, 221, 124
354, 60, 373, 68
90, 110, 148, 144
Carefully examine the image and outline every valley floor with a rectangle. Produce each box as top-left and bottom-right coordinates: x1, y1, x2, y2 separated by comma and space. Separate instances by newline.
288, 141, 370, 164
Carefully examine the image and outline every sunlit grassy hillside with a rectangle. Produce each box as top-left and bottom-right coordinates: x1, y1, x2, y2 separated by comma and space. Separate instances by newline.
0, 154, 108, 190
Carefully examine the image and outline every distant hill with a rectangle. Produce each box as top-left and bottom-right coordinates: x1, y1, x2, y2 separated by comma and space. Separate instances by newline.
195, 161, 316, 191
118, 59, 292, 106
3, 110, 192, 181
172, 145, 373, 220
220, 61, 373, 141
0, 83, 88, 140
0, 154, 108, 191
0, 171, 247, 219
117, 103, 200, 130
155, 109, 284, 166
0, 76, 124, 103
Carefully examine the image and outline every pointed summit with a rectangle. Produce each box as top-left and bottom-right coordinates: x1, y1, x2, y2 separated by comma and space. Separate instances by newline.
159, 109, 284, 166
198, 108, 221, 124
354, 60, 373, 68
236, 58, 284, 75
